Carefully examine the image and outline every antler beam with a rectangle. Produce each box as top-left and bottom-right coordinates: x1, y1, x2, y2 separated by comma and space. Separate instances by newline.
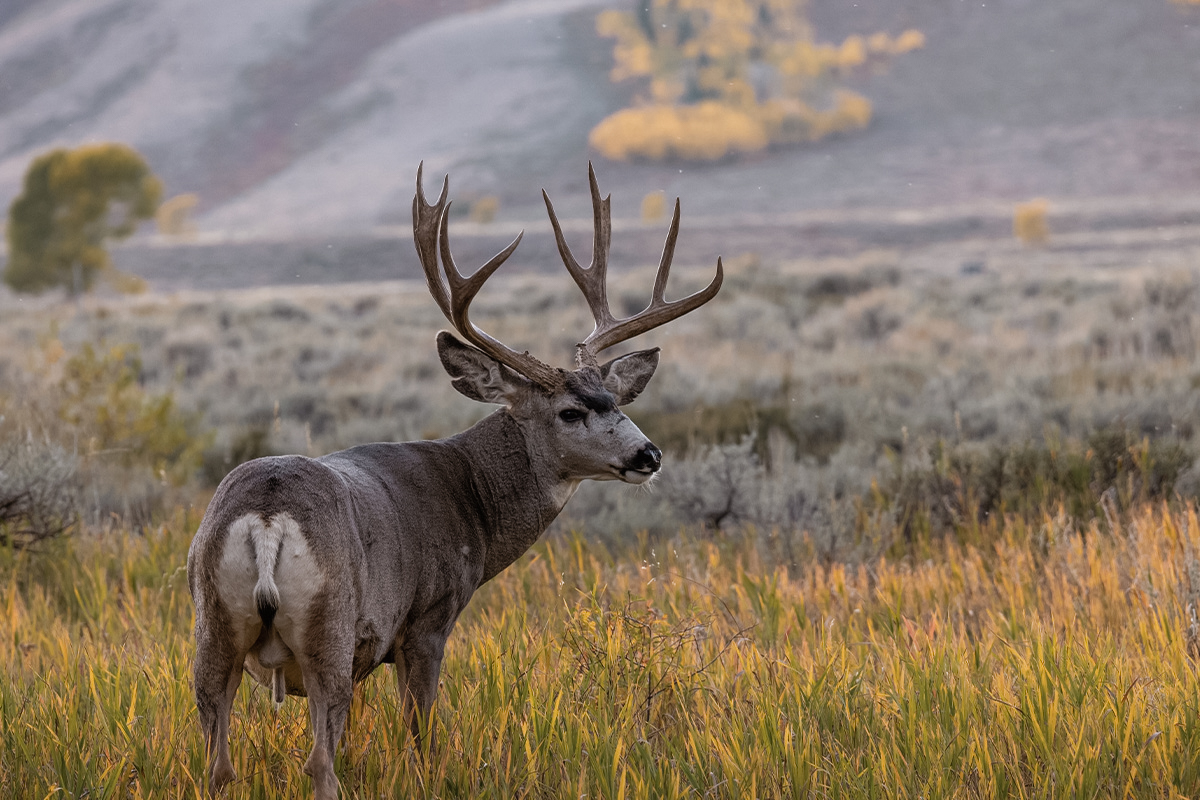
543, 163, 723, 368
413, 163, 565, 390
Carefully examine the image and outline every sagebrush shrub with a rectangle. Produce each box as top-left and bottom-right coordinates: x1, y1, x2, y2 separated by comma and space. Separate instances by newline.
0, 432, 80, 548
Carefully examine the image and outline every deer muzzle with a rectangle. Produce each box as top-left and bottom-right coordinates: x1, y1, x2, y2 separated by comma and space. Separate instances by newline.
624, 442, 662, 476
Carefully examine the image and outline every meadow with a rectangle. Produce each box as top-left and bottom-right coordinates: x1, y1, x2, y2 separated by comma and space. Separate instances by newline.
5, 503, 1200, 797
4, 224, 1200, 796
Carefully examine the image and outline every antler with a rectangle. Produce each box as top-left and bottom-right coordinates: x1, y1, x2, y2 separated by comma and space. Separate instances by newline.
413, 163, 565, 390
543, 163, 723, 368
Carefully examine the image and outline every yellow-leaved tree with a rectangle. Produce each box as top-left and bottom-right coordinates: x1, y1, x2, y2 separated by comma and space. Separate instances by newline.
590, 0, 923, 162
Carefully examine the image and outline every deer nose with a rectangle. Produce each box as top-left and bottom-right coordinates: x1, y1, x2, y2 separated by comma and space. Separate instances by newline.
629, 442, 662, 473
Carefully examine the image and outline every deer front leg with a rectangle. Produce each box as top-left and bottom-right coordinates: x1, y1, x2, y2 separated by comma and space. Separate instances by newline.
399, 633, 448, 751
393, 653, 413, 721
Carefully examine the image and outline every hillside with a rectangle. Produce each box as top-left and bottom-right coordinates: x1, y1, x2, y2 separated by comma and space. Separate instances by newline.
0, 0, 1198, 267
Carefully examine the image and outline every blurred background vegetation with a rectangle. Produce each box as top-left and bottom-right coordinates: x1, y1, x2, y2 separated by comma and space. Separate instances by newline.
590, 0, 921, 161
2, 0, 1200, 794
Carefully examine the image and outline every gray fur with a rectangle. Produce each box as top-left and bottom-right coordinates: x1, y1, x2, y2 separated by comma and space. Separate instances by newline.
188, 335, 663, 799
600, 348, 660, 405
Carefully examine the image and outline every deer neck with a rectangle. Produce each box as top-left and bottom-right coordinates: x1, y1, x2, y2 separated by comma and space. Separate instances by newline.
450, 410, 573, 581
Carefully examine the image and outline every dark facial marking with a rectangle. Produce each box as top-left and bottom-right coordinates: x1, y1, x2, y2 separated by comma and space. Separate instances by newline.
571, 389, 617, 414
565, 370, 618, 414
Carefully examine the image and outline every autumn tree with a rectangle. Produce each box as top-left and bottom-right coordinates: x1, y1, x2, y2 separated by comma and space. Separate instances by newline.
4, 143, 162, 296
590, 0, 923, 162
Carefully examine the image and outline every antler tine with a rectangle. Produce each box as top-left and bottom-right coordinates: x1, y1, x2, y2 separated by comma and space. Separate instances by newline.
543, 164, 618, 367
651, 198, 682, 304
436, 206, 522, 332
558, 175, 722, 362
412, 166, 564, 391
413, 162, 452, 320
586, 161, 614, 313
584, 253, 723, 355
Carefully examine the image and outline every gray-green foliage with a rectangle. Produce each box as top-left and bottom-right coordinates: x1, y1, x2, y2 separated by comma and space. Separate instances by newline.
0, 430, 81, 548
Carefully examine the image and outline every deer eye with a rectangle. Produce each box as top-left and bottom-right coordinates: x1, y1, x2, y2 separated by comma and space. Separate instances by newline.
559, 408, 586, 423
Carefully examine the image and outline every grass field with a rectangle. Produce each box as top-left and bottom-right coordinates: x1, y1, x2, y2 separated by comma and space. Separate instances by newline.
4, 215, 1200, 796
4, 500, 1200, 798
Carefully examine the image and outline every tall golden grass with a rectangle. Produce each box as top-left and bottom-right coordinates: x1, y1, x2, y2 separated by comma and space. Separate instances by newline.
5, 501, 1200, 797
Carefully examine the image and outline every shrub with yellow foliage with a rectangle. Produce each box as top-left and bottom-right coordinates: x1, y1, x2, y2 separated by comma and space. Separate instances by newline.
468, 195, 500, 224
591, 102, 767, 162
590, 0, 923, 162
640, 190, 667, 222
1014, 198, 1050, 246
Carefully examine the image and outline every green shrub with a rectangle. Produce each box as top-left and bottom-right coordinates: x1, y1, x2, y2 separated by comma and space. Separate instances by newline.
0, 339, 213, 533
632, 398, 845, 463
57, 343, 210, 485
4, 143, 160, 296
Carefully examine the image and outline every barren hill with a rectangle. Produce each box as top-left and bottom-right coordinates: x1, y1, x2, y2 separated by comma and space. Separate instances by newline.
0, 0, 1198, 283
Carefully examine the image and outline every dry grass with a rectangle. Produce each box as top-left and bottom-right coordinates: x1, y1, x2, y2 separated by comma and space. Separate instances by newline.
5, 503, 1200, 797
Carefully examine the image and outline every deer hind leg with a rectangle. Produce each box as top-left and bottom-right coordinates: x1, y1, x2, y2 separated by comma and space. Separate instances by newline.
194, 632, 245, 795
298, 656, 353, 800
295, 601, 355, 800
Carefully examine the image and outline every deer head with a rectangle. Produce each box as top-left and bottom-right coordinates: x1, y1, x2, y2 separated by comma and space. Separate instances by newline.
413, 163, 722, 486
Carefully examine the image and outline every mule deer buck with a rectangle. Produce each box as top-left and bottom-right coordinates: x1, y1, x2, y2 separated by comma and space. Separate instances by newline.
187, 164, 722, 799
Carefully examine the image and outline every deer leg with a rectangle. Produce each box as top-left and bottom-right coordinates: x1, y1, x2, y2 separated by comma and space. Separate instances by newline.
194, 633, 244, 796
393, 653, 416, 734
400, 634, 447, 751
298, 662, 353, 800
296, 598, 355, 800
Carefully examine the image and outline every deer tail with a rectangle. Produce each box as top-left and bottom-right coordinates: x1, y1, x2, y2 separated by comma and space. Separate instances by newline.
249, 517, 285, 629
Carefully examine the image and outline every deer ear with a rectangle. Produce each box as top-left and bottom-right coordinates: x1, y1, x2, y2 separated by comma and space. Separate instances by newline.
599, 348, 660, 405
437, 331, 529, 404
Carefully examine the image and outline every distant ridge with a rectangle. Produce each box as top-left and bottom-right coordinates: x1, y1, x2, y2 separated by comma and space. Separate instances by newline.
0, 0, 1198, 267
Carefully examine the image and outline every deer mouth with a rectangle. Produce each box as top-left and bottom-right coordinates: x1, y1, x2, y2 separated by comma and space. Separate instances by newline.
616, 465, 658, 484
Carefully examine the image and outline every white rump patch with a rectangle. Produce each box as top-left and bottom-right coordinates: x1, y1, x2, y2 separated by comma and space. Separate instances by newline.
268, 515, 324, 649
218, 512, 323, 655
